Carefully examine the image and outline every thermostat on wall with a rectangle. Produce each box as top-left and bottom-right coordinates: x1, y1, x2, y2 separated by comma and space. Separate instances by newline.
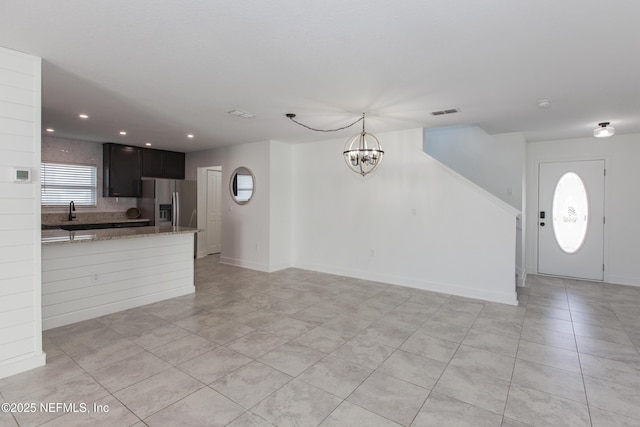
12, 168, 31, 182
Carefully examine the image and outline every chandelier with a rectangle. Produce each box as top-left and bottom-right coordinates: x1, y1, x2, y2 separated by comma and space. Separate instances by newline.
342, 114, 384, 176
286, 112, 385, 176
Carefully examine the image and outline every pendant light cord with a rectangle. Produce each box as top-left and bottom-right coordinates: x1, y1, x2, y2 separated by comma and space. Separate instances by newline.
286, 113, 365, 133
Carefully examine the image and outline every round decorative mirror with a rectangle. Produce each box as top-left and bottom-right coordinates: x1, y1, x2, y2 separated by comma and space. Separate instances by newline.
230, 167, 255, 204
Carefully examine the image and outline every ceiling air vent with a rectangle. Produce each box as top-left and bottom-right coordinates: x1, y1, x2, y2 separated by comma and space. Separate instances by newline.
430, 108, 460, 116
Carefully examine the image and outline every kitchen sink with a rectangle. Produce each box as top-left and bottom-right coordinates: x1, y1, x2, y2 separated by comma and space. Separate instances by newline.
58, 221, 148, 231
60, 223, 114, 231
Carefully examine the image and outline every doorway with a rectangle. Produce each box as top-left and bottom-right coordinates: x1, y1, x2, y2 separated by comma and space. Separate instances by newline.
537, 160, 605, 280
206, 169, 222, 254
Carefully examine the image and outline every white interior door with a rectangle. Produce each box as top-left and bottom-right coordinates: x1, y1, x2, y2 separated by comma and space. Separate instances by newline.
206, 170, 222, 254
538, 160, 605, 280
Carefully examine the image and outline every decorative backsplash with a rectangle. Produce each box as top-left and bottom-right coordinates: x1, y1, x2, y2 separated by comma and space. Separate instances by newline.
42, 136, 138, 212
42, 211, 142, 225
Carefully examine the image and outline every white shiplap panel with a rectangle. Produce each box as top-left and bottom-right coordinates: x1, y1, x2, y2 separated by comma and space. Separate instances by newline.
0, 307, 33, 329
0, 117, 34, 137
0, 101, 34, 122
42, 233, 192, 260
0, 183, 35, 199
0, 322, 33, 346
0, 230, 34, 247
41, 233, 194, 330
43, 285, 192, 330
42, 241, 191, 271
0, 261, 34, 280
0, 69, 35, 91
0, 133, 34, 153
0, 245, 33, 267
0, 198, 34, 214
0, 50, 36, 75
43, 251, 190, 283
43, 280, 191, 319
0, 46, 41, 379
0, 275, 33, 297
0, 291, 33, 312
0, 214, 34, 230
0, 85, 34, 107
0, 338, 33, 361
0, 150, 34, 168
43, 263, 189, 295
43, 269, 191, 311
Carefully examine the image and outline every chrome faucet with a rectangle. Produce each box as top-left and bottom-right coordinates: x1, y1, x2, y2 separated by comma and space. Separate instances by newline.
68, 201, 76, 221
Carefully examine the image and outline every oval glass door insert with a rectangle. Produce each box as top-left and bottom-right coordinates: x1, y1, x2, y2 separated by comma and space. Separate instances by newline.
552, 172, 589, 254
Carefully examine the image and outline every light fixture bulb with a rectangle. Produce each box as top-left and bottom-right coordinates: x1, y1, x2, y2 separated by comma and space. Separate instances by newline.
79, 114, 89, 119
594, 122, 615, 138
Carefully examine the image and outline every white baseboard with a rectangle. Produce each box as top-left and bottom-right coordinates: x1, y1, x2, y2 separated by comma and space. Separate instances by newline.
219, 256, 271, 273
0, 352, 46, 380
604, 275, 640, 288
43, 285, 195, 330
295, 262, 518, 306
516, 266, 527, 286
196, 250, 208, 259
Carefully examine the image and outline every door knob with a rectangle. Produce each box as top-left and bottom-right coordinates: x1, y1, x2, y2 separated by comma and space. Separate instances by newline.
540, 222, 545, 227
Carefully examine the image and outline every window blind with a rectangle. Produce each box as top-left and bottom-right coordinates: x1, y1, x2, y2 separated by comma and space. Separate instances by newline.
41, 162, 97, 206
236, 174, 253, 202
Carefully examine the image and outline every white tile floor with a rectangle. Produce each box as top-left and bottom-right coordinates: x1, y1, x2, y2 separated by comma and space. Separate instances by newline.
2, 255, 640, 426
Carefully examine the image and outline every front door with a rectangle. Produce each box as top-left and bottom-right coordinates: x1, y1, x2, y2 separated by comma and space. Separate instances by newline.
538, 160, 605, 280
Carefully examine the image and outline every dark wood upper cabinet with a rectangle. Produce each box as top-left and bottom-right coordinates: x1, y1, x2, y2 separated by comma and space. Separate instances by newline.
103, 143, 142, 197
141, 148, 185, 179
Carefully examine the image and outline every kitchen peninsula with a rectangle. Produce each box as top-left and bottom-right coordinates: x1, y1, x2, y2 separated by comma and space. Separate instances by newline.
41, 226, 197, 330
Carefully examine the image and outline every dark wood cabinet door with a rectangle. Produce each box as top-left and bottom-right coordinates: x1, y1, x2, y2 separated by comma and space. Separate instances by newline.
141, 148, 185, 179
103, 144, 142, 197
162, 150, 185, 179
141, 149, 163, 177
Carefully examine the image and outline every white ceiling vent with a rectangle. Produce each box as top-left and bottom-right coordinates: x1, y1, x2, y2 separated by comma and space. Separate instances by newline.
227, 109, 255, 119
430, 108, 460, 116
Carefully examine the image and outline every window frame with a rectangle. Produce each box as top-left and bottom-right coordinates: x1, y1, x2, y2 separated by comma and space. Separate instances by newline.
40, 161, 98, 207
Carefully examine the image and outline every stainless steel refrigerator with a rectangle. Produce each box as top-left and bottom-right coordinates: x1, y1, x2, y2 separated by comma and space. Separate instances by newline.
138, 179, 198, 254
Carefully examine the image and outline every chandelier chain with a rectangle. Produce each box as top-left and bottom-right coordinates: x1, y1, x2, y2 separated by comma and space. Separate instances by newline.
286, 113, 365, 133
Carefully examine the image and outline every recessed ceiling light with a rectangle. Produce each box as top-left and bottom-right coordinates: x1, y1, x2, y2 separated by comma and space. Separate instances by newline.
187, 134, 194, 139
45, 128, 54, 132
227, 109, 255, 119
79, 114, 89, 119
145, 142, 152, 146
119, 131, 127, 135
537, 99, 551, 109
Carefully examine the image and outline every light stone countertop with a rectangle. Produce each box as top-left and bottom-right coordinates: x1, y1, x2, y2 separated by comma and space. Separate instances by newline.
41, 225, 198, 245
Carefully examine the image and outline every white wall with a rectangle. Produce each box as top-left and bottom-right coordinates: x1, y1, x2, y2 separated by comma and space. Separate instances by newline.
424, 126, 526, 283
526, 133, 640, 286
0, 47, 45, 378
292, 128, 519, 305
186, 140, 273, 271
424, 125, 526, 209
268, 141, 292, 270
42, 136, 137, 213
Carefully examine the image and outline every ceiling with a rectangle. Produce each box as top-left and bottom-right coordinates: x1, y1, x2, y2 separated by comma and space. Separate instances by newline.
1, 0, 639, 152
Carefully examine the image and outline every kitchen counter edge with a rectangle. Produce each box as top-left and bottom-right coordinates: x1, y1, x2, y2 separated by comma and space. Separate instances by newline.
42, 226, 199, 246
